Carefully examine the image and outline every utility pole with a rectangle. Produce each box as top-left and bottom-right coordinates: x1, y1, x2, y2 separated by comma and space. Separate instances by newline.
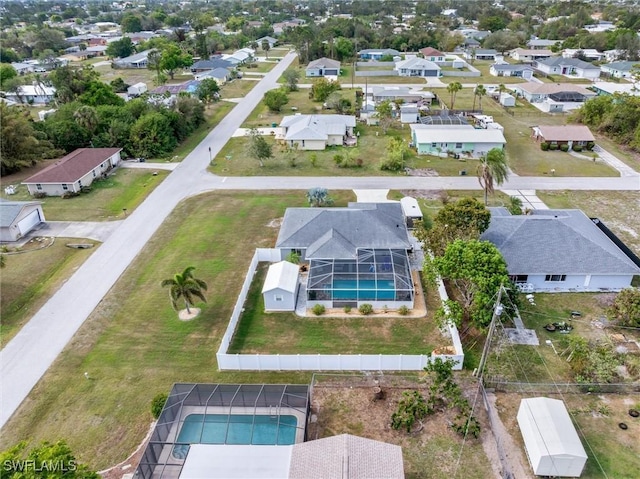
475, 285, 504, 380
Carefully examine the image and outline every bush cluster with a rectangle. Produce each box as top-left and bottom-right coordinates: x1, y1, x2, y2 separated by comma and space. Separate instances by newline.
312, 304, 326, 316
359, 303, 374, 315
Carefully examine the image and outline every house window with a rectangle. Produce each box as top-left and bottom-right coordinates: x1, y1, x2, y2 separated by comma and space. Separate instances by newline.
455, 143, 462, 149
545, 274, 566, 282
510, 275, 529, 283
431, 142, 437, 147
93, 170, 97, 177
36, 184, 42, 190
62, 184, 68, 191
274, 295, 284, 302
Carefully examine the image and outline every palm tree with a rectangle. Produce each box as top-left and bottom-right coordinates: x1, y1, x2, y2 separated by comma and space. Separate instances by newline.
261, 39, 271, 59
477, 147, 509, 205
73, 105, 99, 133
474, 84, 487, 111
447, 81, 462, 109
161, 266, 207, 314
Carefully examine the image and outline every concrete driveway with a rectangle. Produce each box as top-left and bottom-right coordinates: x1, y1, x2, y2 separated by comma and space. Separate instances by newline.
31, 221, 124, 242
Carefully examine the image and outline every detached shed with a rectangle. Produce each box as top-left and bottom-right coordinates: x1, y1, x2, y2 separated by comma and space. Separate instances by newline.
517, 397, 587, 477
499, 92, 516, 107
262, 261, 300, 312
400, 197, 423, 228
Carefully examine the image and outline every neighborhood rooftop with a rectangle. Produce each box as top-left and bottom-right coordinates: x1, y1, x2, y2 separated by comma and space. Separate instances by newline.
535, 125, 595, 142
23, 148, 122, 184
513, 82, 594, 95
280, 115, 355, 141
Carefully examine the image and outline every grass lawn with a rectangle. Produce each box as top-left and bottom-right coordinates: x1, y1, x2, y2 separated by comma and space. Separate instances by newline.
0, 239, 98, 347
537, 190, 640, 256
238, 61, 276, 74
94, 64, 194, 87
229, 264, 442, 355
0, 169, 168, 221
242, 89, 328, 128
0, 192, 328, 469
220, 78, 256, 99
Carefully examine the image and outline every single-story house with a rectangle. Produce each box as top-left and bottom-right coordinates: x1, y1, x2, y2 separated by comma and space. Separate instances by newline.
305, 57, 340, 77
591, 81, 640, 96
113, 49, 152, 68
509, 48, 553, 63
510, 83, 596, 103
190, 58, 233, 73
369, 86, 434, 104
489, 63, 534, 79
125, 31, 157, 44
463, 38, 481, 48
127, 82, 147, 96
464, 49, 498, 61
278, 114, 356, 150
256, 36, 277, 48
399, 104, 419, 123
532, 125, 595, 149
600, 60, 638, 79
533, 56, 601, 80
23, 148, 122, 197
517, 398, 587, 477
419, 47, 446, 63
562, 48, 606, 61
222, 47, 254, 66
358, 48, 400, 60
4, 85, 56, 105
86, 45, 108, 57
276, 202, 415, 309
395, 56, 441, 77
262, 261, 300, 312
527, 39, 561, 50
151, 80, 201, 96
0, 199, 45, 242
10, 62, 34, 75
456, 28, 491, 41
410, 124, 506, 158
481, 208, 640, 292
194, 67, 232, 84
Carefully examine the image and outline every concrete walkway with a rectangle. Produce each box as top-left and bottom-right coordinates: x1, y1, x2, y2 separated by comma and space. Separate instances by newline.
500, 189, 549, 210
120, 161, 179, 171
593, 145, 640, 178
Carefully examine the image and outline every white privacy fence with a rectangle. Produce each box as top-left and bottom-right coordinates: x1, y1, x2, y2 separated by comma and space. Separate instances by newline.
216, 250, 464, 371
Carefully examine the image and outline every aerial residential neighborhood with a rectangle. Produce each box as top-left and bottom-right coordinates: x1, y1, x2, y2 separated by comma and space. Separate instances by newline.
1, 1, 639, 478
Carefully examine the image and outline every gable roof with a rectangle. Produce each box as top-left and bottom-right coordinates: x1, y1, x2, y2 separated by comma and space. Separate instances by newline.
535, 125, 595, 142
473, 49, 498, 55
491, 63, 533, 72
511, 48, 553, 56
262, 261, 299, 293
191, 58, 233, 70
115, 49, 152, 64
358, 48, 400, 56
395, 57, 440, 70
307, 57, 341, 70
513, 82, 594, 96
289, 434, 404, 479
276, 203, 411, 260
537, 56, 600, 70
23, 148, 122, 185
481, 208, 640, 275
0, 199, 42, 227
410, 124, 506, 145
280, 115, 355, 141
197, 67, 231, 79
602, 60, 637, 72
420, 47, 445, 57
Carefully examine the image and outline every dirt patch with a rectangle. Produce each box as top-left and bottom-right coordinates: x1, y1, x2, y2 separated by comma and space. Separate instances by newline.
405, 168, 440, 177
266, 217, 283, 228
178, 308, 201, 321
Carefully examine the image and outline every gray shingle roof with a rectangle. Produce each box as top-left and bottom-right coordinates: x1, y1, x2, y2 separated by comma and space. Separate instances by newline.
276, 203, 411, 259
0, 199, 41, 227
481, 208, 640, 275
307, 57, 341, 69
537, 56, 600, 70
492, 63, 534, 72
280, 115, 355, 142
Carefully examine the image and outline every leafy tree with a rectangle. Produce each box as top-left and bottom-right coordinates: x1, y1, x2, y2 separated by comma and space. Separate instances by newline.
78, 81, 125, 107
121, 15, 143, 33
483, 30, 523, 54
283, 69, 300, 91
105, 37, 134, 59
608, 288, 640, 327
0, 440, 98, 478
147, 50, 163, 85
478, 14, 509, 32
427, 240, 512, 328
48, 66, 100, 104
226, 16, 246, 32
477, 147, 509, 205
310, 77, 341, 102
391, 391, 430, 433
0, 64, 17, 89
129, 112, 177, 157
159, 44, 193, 80
161, 266, 207, 314
261, 39, 271, 58
375, 100, 394, 134
306, 187, 334, 207
380, 136, 409, 171
0, 47, 20, 63
325, 91, 351, 114
44, 119, 91, 153
447, 81, 462, 109
73, 105, 99, 133
263, 88, 289, 112
196, 78, 220, 104
247, 128, 272, 167
616, 31, 640, 61
110, 77, 129, 93
334, 37, 354, 61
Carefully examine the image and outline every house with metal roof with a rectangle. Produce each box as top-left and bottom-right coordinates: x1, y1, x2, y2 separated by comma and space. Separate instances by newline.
481, 208, 640, 292
0, 199, 45, 242
410, 124, 506, 158
22, 148, 122, 197
276, 203, 414, 309
600, 60, 638, 79
278, 115, 356, 150
490, 63, 534, 79
395, 56, 441, 77
4, 85, 56, 105
305, 57, 340, 77
533, 56, 601, 80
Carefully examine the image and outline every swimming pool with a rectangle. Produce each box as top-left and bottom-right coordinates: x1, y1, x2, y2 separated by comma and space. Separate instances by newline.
177, 414, 298, 446
332, 279, 396, 300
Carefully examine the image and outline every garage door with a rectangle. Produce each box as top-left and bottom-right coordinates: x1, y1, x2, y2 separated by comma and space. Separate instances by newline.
18, 210, 41, 235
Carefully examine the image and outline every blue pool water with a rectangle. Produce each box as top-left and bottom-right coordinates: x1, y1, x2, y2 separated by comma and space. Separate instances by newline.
332, 279, 395, 300
176, 414, 298, 446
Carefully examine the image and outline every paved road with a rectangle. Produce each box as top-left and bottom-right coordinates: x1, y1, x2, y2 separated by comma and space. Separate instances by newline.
0, 51, 298, 429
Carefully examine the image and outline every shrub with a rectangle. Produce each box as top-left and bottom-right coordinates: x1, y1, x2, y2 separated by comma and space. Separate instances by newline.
310, 153, 318, 167
549, 143, 558, 151
359, 303, 373, 315
61, 191, 80, 199
540, 142, 550, 151
380, 155, 404, 171
559, 144, 569, 152
33, 192, 47, 199
333, 154, 344, 166
343, 305, 352, 314
312, 304, 326, 316
151, 392, 168, 419
398, 305, 410, 316
586, 141, 595, 150
572, 144, 583, 152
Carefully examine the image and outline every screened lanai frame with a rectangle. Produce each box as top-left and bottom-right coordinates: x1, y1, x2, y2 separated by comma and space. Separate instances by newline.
307, 248, 414, 303
135, 383, 310, 479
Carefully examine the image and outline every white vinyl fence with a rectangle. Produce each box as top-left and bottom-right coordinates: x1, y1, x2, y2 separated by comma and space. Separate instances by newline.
216, 250, 464, 371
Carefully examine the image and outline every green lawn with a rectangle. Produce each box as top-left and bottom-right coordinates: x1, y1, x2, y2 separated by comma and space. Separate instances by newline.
0, 169, 168, 221
229, 264, 441, 355
242, 89, 327, 128
0, 240, 98, 347
238, 61, 277, 74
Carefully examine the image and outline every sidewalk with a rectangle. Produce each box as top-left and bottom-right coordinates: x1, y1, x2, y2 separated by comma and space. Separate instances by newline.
593, 145, 640, 177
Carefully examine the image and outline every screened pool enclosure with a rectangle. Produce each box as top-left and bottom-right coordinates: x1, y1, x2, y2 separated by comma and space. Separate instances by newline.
307, 248, 414, 307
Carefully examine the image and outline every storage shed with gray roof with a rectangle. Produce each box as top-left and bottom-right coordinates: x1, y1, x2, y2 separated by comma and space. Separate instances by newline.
0, 199, 44, 242
481, 208, 640, 292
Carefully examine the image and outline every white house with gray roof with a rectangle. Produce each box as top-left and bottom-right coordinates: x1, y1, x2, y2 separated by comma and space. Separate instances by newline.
278, 115, 356, 150
533, 56, 601, 80
395, 56, 441, 77
0, 199, 45, 242
481, 208, 640, 292
600, 61, 638, 79
490, 63, 534, 79
275, 203, 414, 309
305, 57, 340, 77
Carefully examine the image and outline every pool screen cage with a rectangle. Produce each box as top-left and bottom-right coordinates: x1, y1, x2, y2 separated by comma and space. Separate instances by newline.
307, 248, 414, 304
135, 383, 310, 479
